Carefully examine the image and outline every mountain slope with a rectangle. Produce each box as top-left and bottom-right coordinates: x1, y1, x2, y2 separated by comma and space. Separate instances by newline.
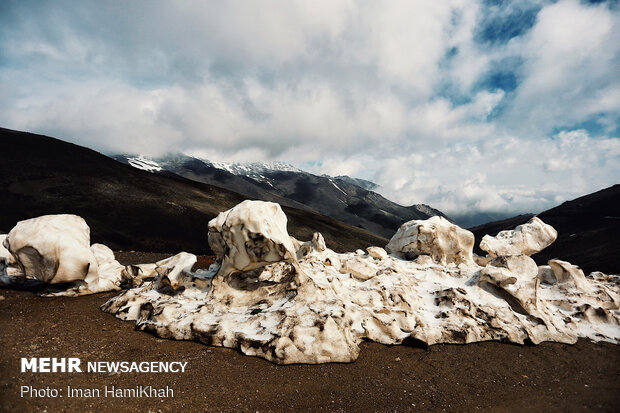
469, 185, 620, 273
113, 154, 313, 212
0, 128, 387, 254
330, 175, 379, 191
258, 169, 447, 238
114, 154, 447, 238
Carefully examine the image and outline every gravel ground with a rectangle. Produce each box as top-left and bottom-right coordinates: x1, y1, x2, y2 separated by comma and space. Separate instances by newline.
0, 252, 618, 412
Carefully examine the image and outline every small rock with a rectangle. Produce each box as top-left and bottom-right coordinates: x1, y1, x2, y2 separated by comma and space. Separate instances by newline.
367, 246, 388, 260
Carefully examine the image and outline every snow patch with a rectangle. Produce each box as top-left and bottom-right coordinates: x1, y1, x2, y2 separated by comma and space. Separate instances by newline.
126, 156, 162, 172
203, 159, 301, 184
100, 201, 620, 364
330, 179, 348, 196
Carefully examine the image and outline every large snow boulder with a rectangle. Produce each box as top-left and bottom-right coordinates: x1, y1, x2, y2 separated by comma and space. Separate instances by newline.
208, 200, 299, 277
153, 252, 198, 291
385, 216, 475, 265
83, 243, 126, 293
206, 200, 311, 316
4, 215, 99, 284
118, 252, 216, 291
2, 215, 132, 295
480, 217, 557, 257
103, 200, 620, 365
479, 255, 540, 316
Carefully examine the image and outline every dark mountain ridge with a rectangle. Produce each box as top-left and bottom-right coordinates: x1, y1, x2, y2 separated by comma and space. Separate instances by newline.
113, 153, 447, 238
0, 127, 387, 254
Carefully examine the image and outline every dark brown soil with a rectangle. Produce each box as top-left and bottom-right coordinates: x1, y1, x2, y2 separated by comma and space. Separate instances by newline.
1, 253, 619, 412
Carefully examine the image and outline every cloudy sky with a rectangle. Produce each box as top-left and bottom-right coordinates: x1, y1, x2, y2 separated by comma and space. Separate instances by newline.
1, 0, 618, 225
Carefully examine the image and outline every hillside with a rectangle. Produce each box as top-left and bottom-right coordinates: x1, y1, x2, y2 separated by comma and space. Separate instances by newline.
114, 153, 447, 238
0, 127, 387, 254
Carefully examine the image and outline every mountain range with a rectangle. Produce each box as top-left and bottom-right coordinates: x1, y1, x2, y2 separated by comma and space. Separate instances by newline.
1, 127, 618, 273
112, 153, 446, 238
0, 127, 387, 254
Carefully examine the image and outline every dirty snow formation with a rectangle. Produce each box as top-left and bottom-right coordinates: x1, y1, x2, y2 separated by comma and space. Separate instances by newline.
480, 217, 558, 257
1, 215, 129, 296
101, 201, 620, 364
385, 216, 475, 265
0, 234, 16, 281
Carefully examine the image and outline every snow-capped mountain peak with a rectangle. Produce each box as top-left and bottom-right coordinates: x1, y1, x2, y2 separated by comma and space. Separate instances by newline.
111, 152, 446, 239
201, 160, 300, 186
206, 160, 300, 176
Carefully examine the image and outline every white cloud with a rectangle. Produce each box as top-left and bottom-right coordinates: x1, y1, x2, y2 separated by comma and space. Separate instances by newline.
376, 129, 620, 222
0, 0, 618, 224
503, 0, 620, 134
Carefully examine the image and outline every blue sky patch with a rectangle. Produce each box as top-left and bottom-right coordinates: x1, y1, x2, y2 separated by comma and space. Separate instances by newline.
476, 7, 541, 45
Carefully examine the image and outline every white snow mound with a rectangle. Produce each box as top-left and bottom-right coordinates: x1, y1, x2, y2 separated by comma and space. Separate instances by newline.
2, 215, 127, 295
208, 200, 300, 281
101, 201, 620, 364
386, 216, 475, 265
480, 216, 557, 257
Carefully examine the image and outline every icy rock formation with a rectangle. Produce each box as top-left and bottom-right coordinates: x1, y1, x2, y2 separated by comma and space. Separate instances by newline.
547, 259, 591, 292
153, 252, 198, 290
206, 201, 319, 314
117, 252, 215, 292
479, 255, 541, 316
2, 215, 128, 295
385, 216, 475, 265
102, 202, 620, 364
480, 216, 557, 257
292, 232, 326, 260
4, 215, 97, 284
208, 200, 300, 278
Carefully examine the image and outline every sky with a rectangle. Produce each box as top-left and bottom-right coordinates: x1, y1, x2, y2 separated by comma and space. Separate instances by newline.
1, 0, 619, 225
